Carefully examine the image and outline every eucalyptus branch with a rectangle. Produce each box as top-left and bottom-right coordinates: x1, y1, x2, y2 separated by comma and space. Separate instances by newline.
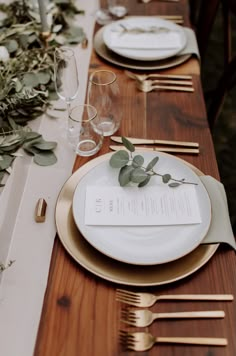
0, 260, 15, 273
109, 137, 197, 188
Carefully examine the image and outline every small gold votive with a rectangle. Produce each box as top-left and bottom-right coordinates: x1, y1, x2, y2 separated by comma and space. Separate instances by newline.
35, 198, 47, 223
81, 38, 88, 49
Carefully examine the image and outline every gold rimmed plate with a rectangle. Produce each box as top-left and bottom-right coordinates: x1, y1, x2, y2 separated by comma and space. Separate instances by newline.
72, 152, 211, 265
93, 26, 191, 71
55, 153, 218, 286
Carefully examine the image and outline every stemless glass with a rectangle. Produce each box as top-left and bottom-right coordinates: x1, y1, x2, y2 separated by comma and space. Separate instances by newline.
68, 104, 103, 156
54, 47, 79, 118
107, 0, 128, 18
87, 70, 122, 136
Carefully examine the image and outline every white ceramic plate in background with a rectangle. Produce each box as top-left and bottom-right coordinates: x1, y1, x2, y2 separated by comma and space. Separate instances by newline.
103, 17, 187, 61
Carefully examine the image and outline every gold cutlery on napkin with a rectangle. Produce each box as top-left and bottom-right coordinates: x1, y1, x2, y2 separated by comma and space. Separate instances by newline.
137, 80, 194, 92
110, 145, 199, 154
125, 69, 192, 81
116, 289, 234, 307
121, 308, 225, 327
141, 0, 180, 3
120, 331, 227, 351
141, 78, 193, 86
110, 136, 199, 148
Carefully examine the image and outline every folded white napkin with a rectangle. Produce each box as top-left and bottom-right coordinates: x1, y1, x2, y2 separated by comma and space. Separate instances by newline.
109, 25, 182, 50
201, 176, 236, 249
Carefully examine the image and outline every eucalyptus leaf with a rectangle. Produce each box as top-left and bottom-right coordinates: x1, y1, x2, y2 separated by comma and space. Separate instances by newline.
121, 136, 135, 152
0, 154, 14, 170
24, 132, 42, 141
162, 174, 171, 183
138, 175, 151, 187
109, 150, 129, 168
22, 72, 40, 88
37, 71, 51, 85
33, 140, 57, 150
118, 165, 134, 186
168, 182, 181, 188
33, 151, 57, 166
28, 34, 38, 44
146, 156, 159, 172
132, 154, 144, 168
5, 39, 18, 53
23, 144, 40, 155
53, 24, 63, 33
19, 34, 29, 49
131, 168, 148, 183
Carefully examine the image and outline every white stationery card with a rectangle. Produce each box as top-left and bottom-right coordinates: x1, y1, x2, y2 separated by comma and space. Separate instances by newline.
84, 185, 202, 226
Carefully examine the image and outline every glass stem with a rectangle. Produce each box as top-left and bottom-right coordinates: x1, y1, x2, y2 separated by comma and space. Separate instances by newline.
66, 101, 71, 124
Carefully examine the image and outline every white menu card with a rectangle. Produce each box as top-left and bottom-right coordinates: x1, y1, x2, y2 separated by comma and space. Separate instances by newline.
84, 185, 202, 226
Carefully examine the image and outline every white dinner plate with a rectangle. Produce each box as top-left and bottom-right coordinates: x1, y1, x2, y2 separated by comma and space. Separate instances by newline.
72, 152, 211, 265
103, 17, 187, 61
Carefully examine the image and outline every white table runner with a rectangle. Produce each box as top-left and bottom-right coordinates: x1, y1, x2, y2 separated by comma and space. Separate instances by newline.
0, 1, 99, 355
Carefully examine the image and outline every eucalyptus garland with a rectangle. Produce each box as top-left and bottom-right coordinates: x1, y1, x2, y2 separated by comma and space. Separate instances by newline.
0, 0, 86, 186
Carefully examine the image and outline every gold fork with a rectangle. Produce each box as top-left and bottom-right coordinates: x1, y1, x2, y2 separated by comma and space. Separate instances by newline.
125, 69, 192, 81
137, 80, 194, 93
116, 289, 234, 307
140, 78, 193, 86
119, 331, 228, 351
121, 308, 225, 327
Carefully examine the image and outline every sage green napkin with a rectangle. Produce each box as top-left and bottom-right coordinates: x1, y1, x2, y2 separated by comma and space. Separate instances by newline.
180, 27, 200, 59
200, 176, 236, 249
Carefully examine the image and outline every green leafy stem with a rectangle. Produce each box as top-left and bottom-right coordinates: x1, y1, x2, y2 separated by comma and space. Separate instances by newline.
0, 260, 15, 273
109, 137, 198, 188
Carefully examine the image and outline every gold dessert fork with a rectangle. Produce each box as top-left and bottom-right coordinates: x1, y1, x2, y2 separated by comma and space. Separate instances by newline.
116, 289, 234, 307
119, 331, 227, 351
140, 78, 193, 86
125, 69, 192, 81
137, 80, 194, 92
121, 308, 225, 327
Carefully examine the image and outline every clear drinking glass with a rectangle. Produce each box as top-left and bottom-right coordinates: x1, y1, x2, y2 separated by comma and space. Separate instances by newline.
54, 47, 79, 118
87, 70, 122, 137
68, 104, 103, 156
95, 7, 113, 25
107, 0, 128, 18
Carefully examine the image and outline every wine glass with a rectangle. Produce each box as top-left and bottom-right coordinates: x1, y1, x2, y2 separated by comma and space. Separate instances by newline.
54, 47, 79, 120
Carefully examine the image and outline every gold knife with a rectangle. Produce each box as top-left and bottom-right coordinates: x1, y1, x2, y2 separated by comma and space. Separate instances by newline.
111, 136, 199, 148
110, 145, 199, 154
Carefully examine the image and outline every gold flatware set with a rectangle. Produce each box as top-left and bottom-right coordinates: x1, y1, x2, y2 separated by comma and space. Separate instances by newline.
117, 289, 234, 351
125, 70, 194, 93
110, 136, 200, 154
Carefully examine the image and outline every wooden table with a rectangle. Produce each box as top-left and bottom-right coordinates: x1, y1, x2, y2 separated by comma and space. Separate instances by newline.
34, 1, 236, 355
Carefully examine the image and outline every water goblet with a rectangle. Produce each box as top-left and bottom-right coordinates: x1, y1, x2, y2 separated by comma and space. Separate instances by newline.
87, 70, 122, 137
54, 47, 79, 120
67, 104, 103, 157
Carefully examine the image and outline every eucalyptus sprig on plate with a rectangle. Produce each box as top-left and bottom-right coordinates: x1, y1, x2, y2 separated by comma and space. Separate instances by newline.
109, 137, 197, 188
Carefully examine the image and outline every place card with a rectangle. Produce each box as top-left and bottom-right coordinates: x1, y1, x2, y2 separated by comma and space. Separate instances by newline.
84, 185, 202, 226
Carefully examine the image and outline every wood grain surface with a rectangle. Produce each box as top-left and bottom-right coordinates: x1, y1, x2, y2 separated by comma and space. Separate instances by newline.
34, 1, 236, 355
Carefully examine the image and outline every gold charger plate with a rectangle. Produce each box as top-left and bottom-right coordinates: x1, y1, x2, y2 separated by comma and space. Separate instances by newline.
93, 27, 191, 71
55, 153, 218, 286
